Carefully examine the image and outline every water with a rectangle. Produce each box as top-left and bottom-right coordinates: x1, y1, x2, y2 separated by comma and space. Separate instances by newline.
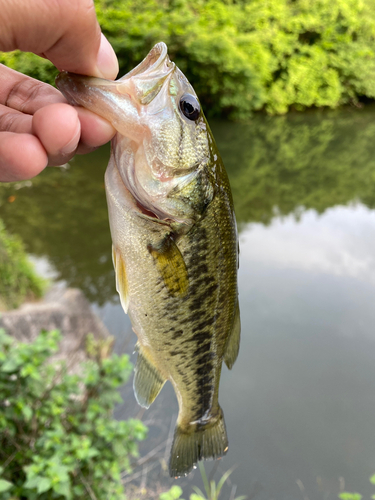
2, 107, 375, 499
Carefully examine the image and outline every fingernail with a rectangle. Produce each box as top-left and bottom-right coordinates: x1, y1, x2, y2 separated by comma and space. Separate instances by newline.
60, 119, 81, 155
95, 33, 119, 80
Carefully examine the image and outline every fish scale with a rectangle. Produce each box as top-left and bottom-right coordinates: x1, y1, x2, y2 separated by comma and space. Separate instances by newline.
56, 42, 240, 478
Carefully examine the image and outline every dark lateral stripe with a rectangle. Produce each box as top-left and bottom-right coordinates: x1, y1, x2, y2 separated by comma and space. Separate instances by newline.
187, 275, 215, 297
180, 330, 210, 345
170, 349, 183, 356
189, 283, 218, 312
193, 340, 212, 357
189, 263, 209, 278
192, 317, 215, 333
171, 329, 184, 340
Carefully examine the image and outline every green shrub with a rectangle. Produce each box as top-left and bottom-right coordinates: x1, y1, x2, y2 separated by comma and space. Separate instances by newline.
0, 329, 147, 499
0, 51, 57, 86
0, 219, 46, 310
2, 0, 375, 118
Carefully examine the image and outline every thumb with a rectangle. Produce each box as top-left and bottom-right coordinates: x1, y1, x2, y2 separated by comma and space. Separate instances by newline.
0, 0, 118, 79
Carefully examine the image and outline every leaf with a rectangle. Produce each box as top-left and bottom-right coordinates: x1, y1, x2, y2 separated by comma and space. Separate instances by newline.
53, 481, 72, 500
169, 485, 184, 499
37, 477, 51, 494
0, 479, 13, 492
198, 462, 210, 498
339, 493, 362, 500
24, 475, 43, 490
22, 405, 33, 421
192, 486, 206, 499
1, 357, 22, 373
216, 466, 236, 496
159, 486, 185, 500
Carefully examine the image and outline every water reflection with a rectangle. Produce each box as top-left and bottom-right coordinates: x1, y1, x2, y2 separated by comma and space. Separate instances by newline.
214, 108, 375, 225
241, 205, 375, 286
2, 107, 375, 498
230, 209, 375, 499
2, 108, 375, 301
0, 147, 115, 304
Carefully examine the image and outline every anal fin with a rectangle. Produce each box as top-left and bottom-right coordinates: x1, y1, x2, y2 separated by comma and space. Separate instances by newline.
224, 300, 241, 370
134, 343, 166, 408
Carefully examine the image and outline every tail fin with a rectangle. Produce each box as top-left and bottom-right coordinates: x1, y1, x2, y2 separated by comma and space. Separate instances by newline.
169, 407, 228, 478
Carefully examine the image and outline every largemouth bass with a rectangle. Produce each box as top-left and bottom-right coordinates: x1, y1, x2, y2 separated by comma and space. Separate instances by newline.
56, 42, 240, 477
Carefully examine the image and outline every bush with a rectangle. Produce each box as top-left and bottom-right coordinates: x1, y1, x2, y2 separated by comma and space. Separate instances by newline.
0, 219, 46, 310
0, 51, 57, 86
0, 329, 147, 499
1, 0, 375, 118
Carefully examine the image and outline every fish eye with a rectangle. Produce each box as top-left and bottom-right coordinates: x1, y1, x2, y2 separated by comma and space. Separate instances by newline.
179, 94, 200, 121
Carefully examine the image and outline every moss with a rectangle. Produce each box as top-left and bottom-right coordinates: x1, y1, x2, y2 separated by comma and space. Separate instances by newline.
0, 219, 46, 310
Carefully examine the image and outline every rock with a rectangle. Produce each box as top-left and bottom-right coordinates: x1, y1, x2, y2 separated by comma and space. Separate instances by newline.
0, 287, 110, 370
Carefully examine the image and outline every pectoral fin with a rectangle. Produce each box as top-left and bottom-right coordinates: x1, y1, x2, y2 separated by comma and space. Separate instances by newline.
147, 235, 188, 297
112, 246, 129, 313
224, 300, 241, 369
133, 343, 166, 408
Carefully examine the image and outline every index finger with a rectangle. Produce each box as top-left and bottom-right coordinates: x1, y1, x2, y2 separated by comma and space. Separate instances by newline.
0, 64, 66, 113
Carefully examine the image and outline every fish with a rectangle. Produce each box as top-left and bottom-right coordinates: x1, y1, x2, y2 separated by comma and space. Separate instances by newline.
56, 42, 240, 478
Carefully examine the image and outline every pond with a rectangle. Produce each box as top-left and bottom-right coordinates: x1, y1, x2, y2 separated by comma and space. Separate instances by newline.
2, 106, 375, 499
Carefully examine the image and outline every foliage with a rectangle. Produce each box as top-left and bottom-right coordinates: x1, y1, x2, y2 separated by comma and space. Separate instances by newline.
95, 0, 375, 118
339, 494, 362, 500
157, 465, 246, 500
191, 463, 246, 500
0, 329, 147, 499
159, 485, 187, 500
0, 51, 57, 86
338, 473, 375, 500
0, 219, 46, 310
2, 0, 375, 117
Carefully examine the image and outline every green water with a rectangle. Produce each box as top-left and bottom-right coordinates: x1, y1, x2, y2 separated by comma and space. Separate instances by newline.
2, 107, 375, 499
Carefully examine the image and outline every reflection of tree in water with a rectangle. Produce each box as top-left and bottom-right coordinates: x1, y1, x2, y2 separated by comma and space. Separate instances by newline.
0, 146, 116, 305
212, 107, 375, 226
2, 107, 375, 303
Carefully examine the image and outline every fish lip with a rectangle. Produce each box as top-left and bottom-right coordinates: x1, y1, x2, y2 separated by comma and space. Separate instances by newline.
121, 42, 171, 80
118, 41, 176, 105
56, 42, 175, 106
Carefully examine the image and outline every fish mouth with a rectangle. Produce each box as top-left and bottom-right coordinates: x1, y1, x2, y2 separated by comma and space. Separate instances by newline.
56, 42, 174, 107
55, 42, 175, 139
122, 42, 174, 82
119, 42, 175, 105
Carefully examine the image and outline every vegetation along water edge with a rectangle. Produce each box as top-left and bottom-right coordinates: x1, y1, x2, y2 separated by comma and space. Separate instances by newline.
1, 0, 375, 118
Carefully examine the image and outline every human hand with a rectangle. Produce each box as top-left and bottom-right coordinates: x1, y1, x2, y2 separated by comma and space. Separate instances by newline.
0, 0, 119, 182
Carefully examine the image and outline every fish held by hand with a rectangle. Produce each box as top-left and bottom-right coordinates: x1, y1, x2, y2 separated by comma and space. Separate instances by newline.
56, 42, 240, 478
